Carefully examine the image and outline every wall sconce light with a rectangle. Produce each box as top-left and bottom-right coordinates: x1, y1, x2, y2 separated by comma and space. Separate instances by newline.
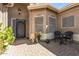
45, 25, 48, 33
18, 8, 21, 15
46, 25, 48, 29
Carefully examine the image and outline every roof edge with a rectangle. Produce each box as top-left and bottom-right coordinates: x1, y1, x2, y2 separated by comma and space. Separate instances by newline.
28, 3, 79, 13
59, 3, 79, 13
28, 4, 59, 12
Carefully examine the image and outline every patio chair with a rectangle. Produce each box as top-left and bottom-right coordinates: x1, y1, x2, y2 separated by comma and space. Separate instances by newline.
64, 31, 73, 43
54, 31, 62, 42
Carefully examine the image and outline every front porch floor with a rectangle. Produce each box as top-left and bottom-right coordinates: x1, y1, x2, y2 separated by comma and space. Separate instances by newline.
1, 38, 79, 56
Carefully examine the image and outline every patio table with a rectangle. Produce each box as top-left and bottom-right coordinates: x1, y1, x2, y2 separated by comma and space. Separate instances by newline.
59, 32, 66, 45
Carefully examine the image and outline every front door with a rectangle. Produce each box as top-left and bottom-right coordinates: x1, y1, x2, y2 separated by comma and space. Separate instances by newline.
16, 20, 26, 38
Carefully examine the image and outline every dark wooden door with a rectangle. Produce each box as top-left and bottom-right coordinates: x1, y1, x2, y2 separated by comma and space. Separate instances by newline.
16, 20, 26, 38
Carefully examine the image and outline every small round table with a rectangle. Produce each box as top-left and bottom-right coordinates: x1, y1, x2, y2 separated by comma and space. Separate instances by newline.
59, 32, 66, 45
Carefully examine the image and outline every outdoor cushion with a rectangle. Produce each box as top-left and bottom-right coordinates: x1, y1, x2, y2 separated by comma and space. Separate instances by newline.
40, 33, 54, 41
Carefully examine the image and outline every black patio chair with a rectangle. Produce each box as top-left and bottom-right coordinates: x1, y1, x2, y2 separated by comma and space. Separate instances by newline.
54, 31, 62, 42
64, 31, 73, 43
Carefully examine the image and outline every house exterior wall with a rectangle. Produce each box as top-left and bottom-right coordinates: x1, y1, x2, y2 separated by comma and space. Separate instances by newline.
46, 9, 58, 32
58, 6, 79, 41
29, 8, 57, 37
29, 9, 46, 36
1, 3, 79, 41
8, 3, 29, 37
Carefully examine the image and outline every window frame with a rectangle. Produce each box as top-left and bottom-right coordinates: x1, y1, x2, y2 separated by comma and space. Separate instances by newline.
34, 15, 44, 32
48, 15, 57, 32
61, 16, 76, 28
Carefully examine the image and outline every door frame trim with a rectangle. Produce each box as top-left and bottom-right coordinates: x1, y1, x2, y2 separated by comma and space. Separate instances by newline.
11, 18, 16, 37
11, 18, 26, 38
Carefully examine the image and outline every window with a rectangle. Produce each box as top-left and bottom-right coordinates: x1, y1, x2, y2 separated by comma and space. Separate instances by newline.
35, 16, 43, 32
62, 16, 75, 28
48, 16, 56, 33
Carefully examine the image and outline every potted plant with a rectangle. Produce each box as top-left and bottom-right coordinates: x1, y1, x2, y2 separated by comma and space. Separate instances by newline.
36, 32, 41, 42
0, 23, 15, 55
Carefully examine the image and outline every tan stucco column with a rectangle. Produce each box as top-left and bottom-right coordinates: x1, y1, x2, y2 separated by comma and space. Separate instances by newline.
44, 9, 48, 33
0, 4, 8, 29
2, 6, 8, 28
0, 4, 3, 24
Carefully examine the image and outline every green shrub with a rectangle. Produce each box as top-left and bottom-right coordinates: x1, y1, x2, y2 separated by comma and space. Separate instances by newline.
0, 23, 15, 54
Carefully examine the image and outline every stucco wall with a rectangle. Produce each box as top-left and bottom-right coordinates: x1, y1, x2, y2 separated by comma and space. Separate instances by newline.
8, 3, 29, 37
29, 8, 58, 40
29, 9, 46, 35
46, 9, 58, 32
58, 6, 79, 34
29, 8, 57, 34
1, 3, 79, 41
58, 6, 79, 41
